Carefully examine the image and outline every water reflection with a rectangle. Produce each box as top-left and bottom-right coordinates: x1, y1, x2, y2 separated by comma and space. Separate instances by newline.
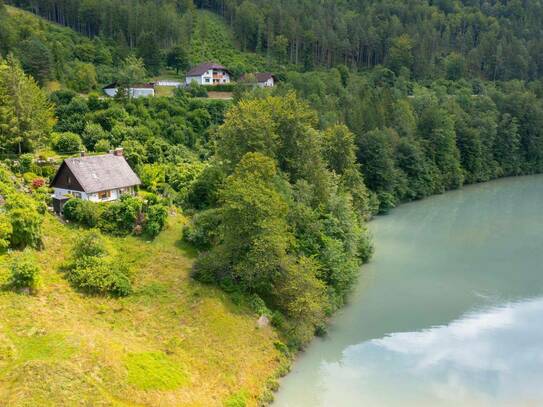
319, 298, 543, 407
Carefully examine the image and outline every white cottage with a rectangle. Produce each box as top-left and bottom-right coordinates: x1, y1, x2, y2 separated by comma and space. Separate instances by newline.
240, 72, 276, 88
50, 149, 141, 213
103, 82, 155, 98
185, 62, 231, 86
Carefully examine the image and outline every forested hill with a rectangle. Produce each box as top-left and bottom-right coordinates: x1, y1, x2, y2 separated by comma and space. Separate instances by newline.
198, 0, 543, 80
8, 0, 543, 81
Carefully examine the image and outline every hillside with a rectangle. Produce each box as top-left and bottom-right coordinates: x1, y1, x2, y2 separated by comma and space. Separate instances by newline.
189, 10, 270, 76
0, 213, 286, 406
1, 5, 120, 91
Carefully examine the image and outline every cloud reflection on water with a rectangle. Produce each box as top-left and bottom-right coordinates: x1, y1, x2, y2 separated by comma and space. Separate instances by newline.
320, 298, 543, 407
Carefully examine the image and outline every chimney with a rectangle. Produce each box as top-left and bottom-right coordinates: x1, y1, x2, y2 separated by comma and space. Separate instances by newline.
113, 148, 124, 157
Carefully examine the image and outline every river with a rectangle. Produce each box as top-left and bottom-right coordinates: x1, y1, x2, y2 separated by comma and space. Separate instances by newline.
274, 175, 543, 407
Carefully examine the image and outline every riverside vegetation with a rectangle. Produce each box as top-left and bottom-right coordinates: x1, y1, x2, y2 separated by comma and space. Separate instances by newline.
1, 0, 543, 405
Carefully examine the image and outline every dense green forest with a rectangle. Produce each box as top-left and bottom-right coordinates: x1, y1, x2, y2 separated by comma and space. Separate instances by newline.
8, 0, 543, 81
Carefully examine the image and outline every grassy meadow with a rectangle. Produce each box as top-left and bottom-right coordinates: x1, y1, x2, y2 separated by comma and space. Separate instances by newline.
0, 214, 286, 406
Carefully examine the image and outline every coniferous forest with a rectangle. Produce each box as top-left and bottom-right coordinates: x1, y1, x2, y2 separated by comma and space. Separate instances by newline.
1, 0, 543, 404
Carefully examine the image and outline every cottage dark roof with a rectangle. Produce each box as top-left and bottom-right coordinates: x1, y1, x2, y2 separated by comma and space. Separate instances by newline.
186, 62, 230, 76
51, 154, 141, 194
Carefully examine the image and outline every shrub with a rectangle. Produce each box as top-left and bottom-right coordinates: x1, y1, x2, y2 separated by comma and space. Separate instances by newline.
9, 206, 43, 249
186, 82, 208, 97
31, 178, 45, 189
211, 83, 235, 92
191, 246, 231, 284
0, 213, 12, 251
143, 204, 168, 238
66, 256, 132, 296
223, 391, 248, 407
9, 254, 40, 292
99, 195, 142, 236
94, 139, 111, 152
54, 132, 83, 154
71, 229, 108, 259
18, 154, 34, 174
182, 208, 222, 250
65, 230, 132, 296
63, 199, 102, 227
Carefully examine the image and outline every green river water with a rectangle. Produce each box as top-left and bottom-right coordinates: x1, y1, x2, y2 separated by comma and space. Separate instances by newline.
274, 175, 543, 407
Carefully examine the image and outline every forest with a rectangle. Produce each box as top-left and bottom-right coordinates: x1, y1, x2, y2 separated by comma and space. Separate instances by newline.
7, 0, 543, 81
2, 0, 543, 346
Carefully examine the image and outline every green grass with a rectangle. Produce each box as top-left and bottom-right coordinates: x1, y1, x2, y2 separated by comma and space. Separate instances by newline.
0, 214, 287, 406
224, 390, 249, 407
13, 333, 74, 362
126, 352, 188, 390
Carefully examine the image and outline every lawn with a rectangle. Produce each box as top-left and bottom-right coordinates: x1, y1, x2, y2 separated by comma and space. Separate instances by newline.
0, 214, 285, 406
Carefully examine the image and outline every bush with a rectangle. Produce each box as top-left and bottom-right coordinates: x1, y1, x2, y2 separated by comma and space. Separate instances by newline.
182, 208, 222, 250
186, 82, 208, 97
71, 229, 108, 258
65, 229, 132, 296
94, 139, 111, 152
9, 206, 43, 249
0, 213, 13, 251
63, 199, 102, 227
66, 256, 132, 296
210, 83, 235, 92
54, 132, 83, 154
143, 204, 168, 238
191, 246, 231, 284
223, 391, 248, 407
9, 255, 40, 292
99, 195, 142, 236
31, 178, 45, 189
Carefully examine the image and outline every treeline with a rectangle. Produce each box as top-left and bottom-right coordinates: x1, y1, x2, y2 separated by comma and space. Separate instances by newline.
5, 0, 193, 48
274, 67, 543, 212
183, 93, 373, 347
196, 0, 543, 80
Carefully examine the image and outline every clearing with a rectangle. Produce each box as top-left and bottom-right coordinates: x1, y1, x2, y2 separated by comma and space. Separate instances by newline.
0, 214, 284, 406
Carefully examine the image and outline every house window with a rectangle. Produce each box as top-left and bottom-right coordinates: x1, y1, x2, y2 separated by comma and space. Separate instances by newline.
205, 78, 210, 83
72, 192, 82, 199
98, 191, 111, 200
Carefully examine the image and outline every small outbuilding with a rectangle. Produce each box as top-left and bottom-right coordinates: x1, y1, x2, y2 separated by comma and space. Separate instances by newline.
185, 62, 231, 86
240, 72, 276, 88
103, 82, 155, 98
50, 149, 141, 214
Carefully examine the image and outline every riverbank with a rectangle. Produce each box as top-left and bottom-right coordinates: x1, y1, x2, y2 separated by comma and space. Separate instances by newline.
273, 174, 543, 406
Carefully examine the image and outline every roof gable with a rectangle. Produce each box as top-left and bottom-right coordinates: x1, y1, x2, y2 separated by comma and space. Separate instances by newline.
240, 72, 275, 83
187, 62, 230, 77
50, 162, 85, 191
52, 154, 141, 194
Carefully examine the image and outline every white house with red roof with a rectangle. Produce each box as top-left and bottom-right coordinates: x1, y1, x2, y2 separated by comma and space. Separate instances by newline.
185, 62, 231, 86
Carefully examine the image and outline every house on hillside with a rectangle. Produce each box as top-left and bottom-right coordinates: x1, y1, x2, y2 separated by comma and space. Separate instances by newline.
50, 148, 141, 214
240, 72, 276, 88
185, 62, 231, 86
103, 82, 155, 98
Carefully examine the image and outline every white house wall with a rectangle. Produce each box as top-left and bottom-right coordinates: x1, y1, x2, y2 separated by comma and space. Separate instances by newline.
104, 88, 117, 97
104, 88, 154, 98
53, 187, 135, 203
185, 69, 231, 86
